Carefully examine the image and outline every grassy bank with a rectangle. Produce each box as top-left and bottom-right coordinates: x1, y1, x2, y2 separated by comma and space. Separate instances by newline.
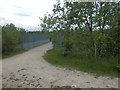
2, 49, 28, 59
44, 48, 118, 77
2, 41, 50, 59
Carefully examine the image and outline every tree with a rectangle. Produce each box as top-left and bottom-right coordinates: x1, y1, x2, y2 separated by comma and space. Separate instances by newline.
2, 23, 20, 53
39, 1, 119, 57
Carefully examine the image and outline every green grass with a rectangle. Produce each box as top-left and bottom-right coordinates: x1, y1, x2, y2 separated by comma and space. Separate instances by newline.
2, 49, 28, 59
0, 55, 1, 59
44, 48, 119, 77
2, 41, 50, 59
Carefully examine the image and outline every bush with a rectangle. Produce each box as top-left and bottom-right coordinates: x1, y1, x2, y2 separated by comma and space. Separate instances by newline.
116, 64, 120, 72
2, 24, 20, 53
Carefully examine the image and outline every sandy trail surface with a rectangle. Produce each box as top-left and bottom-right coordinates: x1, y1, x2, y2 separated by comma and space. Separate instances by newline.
2, 42, 118, 88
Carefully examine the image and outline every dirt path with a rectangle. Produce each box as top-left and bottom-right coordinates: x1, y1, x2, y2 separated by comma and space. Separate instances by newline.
2, 42, 118, 88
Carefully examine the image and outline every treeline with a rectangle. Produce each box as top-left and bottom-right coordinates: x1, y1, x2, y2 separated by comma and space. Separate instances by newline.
0, 25, 2, 55
2, 23, 48, 55
40, 1, 120, 58
2, 23, 26, 54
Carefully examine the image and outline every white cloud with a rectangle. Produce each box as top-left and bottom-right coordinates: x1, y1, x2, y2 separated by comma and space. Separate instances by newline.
0, 0, 59, 31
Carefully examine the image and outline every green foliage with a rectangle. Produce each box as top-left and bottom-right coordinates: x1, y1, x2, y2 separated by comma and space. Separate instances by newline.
2, 48, 27, 59
49, 30, 64, 48
44, 48, 118, 77
63, 31, 74, 55
39, 1, 119, 77
109, 26, 120, 56
2, 23, 22, 54
116, 64, 120, 72
73, 30, 93, 56
0, 25, 2, 55
40, 2, 119, 58
92, 30, 111, 57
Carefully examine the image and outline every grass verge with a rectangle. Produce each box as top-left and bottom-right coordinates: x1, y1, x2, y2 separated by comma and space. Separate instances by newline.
44, 48, 119, 77
2, 49, 28, 59
2, 41, 50, 59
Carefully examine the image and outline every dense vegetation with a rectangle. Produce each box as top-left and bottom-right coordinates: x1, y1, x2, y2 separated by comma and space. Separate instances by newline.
2, 24, 25, 54
2, 23, 50, 58
0, 25, 2, 58
2, 23, 28, 58
45, 48, 118, 76
40, 1, 120, 76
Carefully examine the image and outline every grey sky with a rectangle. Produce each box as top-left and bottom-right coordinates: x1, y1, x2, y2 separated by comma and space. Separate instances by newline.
0, 0, 60, 31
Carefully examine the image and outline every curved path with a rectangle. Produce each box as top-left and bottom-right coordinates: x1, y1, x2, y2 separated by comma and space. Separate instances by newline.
2, 42, 118, 88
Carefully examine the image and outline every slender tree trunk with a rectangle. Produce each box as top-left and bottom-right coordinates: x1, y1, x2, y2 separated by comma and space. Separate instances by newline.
85, 16, 92, 32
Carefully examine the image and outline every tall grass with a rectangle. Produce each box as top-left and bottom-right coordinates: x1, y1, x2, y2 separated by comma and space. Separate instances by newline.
44, 48, 118, 77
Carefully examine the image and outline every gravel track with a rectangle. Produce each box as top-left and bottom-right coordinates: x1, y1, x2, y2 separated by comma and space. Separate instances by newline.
1, 42, 118, 88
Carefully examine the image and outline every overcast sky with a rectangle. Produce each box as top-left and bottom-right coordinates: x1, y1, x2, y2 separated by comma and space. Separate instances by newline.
0, 0, 60, 31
